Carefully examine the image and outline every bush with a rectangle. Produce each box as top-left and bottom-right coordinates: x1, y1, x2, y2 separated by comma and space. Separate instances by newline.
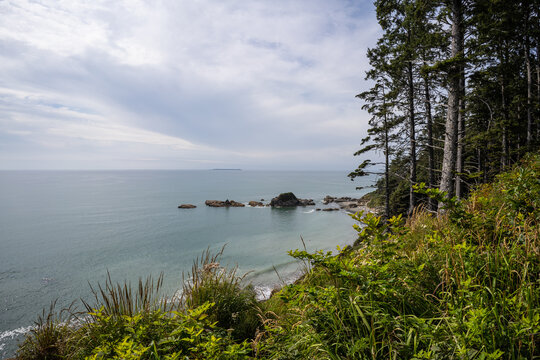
182, 246, 262, 341
16, 301, 74, 360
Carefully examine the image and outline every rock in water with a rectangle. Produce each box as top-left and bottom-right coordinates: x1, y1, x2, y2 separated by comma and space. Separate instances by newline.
299, 199, 315, 206
270, 192, 300, 207
178, 204, 196, 209
322, 195, 336, 204
269, 192, 314, 207
249, 201, 264, 207
205, 200, 245, 207
205, 200, 223, 207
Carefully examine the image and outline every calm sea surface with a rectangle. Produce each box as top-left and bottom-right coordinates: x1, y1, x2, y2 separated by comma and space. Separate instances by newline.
0, 170, 372, 358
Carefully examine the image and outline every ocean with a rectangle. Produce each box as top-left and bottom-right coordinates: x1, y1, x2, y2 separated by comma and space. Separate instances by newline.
0, 170, 372, 358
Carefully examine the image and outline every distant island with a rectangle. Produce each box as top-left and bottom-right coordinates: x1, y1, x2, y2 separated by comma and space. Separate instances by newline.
211, 168, 242, 171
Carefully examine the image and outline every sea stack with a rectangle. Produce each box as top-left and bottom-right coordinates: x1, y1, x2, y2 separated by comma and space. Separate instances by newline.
270, 192, 315, 207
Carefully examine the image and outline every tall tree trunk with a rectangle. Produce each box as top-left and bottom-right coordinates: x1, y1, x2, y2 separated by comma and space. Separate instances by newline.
537, 42, 540, 140
384, 111, 390, 219
439, 0, 463, 208
455, 71, 466, 199
501, 77, 509, 168
499, 44, 510, 168
423, 73, 436, 211
477, 147, 483, 183
502, 125, 508, 167
381, 85, 391, 219
407, 60, 417, 215
525, 8, 532, 147
535, 2, 540, 141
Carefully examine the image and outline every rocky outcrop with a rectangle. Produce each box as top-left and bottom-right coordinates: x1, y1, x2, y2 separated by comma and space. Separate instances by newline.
248, 201, 264, 207
299, 199, 315, 206
324, 196, 354, 204
178, 204, 196, 209
322, 208, 340, 211
205, 200, 245, 207
322, 194, 380, 214
270, 192, 315, 207
270, 192, 299, 207
322, 196, 336, 204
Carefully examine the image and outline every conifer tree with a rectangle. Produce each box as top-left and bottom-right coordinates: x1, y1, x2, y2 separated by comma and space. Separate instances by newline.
354, 0, 539, 216
439, 0, 464, 205
350, 44, 399, 218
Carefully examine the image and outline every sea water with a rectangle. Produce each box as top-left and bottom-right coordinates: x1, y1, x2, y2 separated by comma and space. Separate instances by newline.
0, 170, 372, 358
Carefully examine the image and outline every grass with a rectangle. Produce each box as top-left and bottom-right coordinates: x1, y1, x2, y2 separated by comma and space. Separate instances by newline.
83, 271, 170, 317
16, 301, 75, 360
14, 154, 540, 359
181, 245, 262, 340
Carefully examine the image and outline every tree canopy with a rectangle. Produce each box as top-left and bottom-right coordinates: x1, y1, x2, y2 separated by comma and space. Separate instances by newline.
352, 0, 540, 216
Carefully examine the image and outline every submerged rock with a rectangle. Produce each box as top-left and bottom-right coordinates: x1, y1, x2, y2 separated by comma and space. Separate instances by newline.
249, 201, 264, 207
205, 200, 245, 207
178, 204, 196, 209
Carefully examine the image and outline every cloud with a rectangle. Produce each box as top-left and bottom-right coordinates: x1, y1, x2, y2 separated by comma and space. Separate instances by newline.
0, 0, 379, 170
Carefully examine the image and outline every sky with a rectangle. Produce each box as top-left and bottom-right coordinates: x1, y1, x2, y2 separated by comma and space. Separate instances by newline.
0, 0, 380, 170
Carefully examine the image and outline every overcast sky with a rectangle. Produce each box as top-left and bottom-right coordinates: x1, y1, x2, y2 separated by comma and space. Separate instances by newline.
0, 0, 379, 170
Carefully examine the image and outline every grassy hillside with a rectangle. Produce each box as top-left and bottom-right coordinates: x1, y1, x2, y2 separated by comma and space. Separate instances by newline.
16, 155, 539, 359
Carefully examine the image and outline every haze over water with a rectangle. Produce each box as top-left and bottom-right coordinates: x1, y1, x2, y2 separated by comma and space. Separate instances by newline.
0, 170, 371, 358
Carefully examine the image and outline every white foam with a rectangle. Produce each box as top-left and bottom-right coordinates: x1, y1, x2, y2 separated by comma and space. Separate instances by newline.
0, 325, 34, 355
254, 285, 273, 301
303, 209, 315, 214
0, 326, 33, 342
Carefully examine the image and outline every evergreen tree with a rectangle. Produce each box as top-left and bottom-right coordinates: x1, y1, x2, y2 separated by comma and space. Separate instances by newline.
439, 0, 465, 205
353, 0, 540, 216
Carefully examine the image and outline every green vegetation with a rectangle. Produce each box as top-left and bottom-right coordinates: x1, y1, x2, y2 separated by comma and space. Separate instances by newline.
182, 246, 261, 341
16, 250, 255, 360
16, 154, 539, 359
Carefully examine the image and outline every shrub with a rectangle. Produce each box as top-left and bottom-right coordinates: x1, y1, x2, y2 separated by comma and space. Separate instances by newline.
16, 301, 74, 360
182, 246, 262, 341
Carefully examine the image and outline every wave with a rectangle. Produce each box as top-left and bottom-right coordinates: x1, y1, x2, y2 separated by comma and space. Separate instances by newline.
0, 326, 33, 342
245, 203, 268, 208
0, 325, 33, 356
303, 209, 315, 213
